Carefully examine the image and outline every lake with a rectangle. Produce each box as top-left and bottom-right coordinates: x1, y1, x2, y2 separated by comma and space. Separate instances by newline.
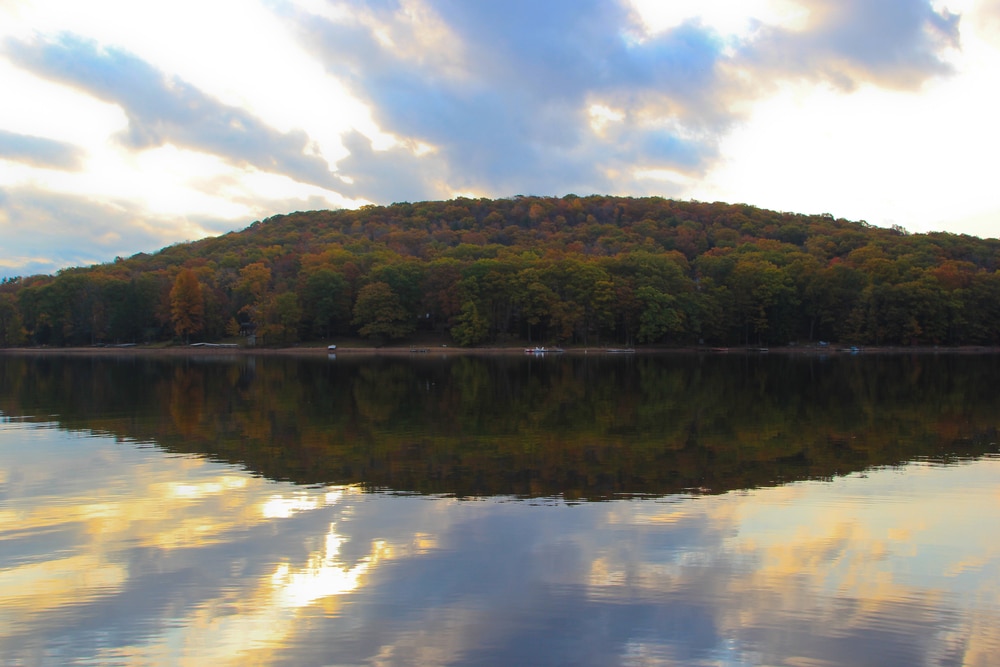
1, 351, 998, 666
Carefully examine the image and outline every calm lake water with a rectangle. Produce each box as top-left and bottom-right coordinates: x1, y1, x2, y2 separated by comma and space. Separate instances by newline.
1, 351, 998, 666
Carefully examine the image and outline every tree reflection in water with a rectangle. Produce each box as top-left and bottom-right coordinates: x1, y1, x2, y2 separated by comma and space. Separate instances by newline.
0, 352, 997, 498
1, 353, 999, 666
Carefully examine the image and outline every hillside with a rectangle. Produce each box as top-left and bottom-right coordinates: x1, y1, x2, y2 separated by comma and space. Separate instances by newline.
1, 195, 999, 348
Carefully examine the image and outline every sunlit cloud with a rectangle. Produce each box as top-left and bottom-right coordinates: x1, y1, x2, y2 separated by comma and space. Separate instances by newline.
628, 0, 811, 37
3, 415, 1000, 666
0, 0, 995, 277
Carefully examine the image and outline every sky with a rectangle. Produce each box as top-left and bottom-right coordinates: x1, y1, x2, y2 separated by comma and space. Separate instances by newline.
1, 0, 999, 278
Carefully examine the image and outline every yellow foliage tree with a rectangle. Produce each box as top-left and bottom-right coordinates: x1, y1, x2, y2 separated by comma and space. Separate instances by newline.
170, 269, 204, 343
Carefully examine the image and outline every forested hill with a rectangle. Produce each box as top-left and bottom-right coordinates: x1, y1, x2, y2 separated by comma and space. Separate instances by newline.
1, 195, 999, 348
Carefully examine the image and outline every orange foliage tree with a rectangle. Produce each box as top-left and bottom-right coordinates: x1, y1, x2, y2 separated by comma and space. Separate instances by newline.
169, 269, 204, 343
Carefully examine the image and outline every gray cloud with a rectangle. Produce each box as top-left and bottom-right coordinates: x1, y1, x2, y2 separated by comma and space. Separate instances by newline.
285, 0, 959, 205
0, 181, 344, 278
3, 34, 338, 189
0, 0, 968, 276
0, 129, 85, 170
0, 185, 231, 277
288, 0, 730, 200
741, 0, 960, 90
336, 130, 449, 202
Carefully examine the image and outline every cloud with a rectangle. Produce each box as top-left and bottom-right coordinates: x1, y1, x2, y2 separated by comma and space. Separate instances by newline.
0, 129, 85, 170
284, 0, 960, 206
740, 0, 960, 90
0, 0, 976, 276
336, 130, 448, 202
972, 0, 1000, 45
0, 184, 228, 276
288, 0, 731, 200
0, 171, 357, 277
4, 33, 340, 190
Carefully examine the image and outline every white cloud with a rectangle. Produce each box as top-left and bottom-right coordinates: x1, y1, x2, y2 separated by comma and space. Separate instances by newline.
0, 0, 997, 277
0, 58, 126, 149
629, 0, 810, 37
692, 20, 1000, 235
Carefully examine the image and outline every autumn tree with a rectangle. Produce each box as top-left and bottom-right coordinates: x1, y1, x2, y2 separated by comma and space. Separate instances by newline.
236, 262, 271, 300
422, 258, 464, 330
260, 291, 302, 345
235, 262, 272, 334
170, 269, 204, 343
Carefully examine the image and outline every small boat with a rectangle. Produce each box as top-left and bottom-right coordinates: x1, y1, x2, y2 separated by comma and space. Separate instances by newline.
525, 346, 546, 354
327, 344, 337, 351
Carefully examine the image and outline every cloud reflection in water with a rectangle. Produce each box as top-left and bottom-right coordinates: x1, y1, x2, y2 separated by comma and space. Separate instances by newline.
0, 421, 998, 666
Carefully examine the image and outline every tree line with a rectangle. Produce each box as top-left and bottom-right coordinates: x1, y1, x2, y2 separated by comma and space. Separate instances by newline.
1, 194, 999, 347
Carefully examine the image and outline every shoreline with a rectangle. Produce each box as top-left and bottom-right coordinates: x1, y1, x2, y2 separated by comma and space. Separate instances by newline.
2, 344, 999, 358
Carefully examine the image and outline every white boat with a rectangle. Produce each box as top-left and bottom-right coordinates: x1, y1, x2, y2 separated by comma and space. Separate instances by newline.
525, 346, 564, 354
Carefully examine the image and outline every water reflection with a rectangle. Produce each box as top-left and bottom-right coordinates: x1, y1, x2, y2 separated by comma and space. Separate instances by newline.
1, 354, 999, 666
1, 353, 998, 499
1, 417, 998, 665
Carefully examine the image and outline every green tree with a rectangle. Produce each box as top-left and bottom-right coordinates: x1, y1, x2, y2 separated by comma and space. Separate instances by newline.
300, 268, 350, 338
546, 259, 614, 344
369, 260, 426, 318
515, 269, 558, 343
461, 258, 521, 339
106, 275, 160, 343
636, 286, 684, 343
450, 300, 490, 346
352, 282, 415, 341
0, 294, 26, 347
965, 272, 1000, 344
728, 257, 797, 345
